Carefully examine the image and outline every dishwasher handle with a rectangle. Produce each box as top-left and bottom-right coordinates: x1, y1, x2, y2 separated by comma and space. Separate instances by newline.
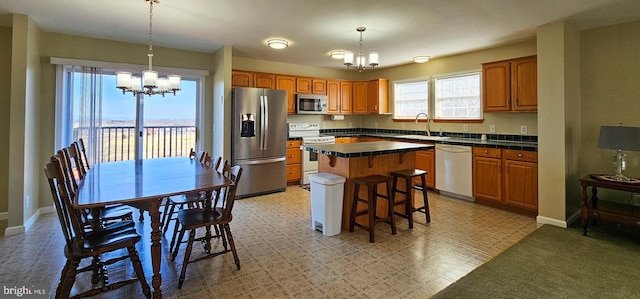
435, 145, 471, 153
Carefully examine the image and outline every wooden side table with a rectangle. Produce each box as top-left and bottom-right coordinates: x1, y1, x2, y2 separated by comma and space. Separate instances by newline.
580, 175, 640, 236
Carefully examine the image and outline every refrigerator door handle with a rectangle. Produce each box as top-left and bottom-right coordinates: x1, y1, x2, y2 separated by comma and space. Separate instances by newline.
263, 95, 269, 150
235, 157, 286, 165
259, 95, 265, 150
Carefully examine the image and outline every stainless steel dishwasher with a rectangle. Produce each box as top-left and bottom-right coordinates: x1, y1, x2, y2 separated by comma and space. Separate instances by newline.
435, 144, 474, 201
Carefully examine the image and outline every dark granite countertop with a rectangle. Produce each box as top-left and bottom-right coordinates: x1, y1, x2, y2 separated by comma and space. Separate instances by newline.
321, 132, 537, 151
302, 141, 434, 158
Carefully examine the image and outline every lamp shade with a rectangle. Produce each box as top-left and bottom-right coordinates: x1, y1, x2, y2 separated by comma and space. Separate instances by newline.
597, 126, 640, 151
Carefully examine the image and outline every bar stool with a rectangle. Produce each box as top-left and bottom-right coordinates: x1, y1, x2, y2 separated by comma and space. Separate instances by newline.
390, 169, 431, 229
349, 175, 397, 243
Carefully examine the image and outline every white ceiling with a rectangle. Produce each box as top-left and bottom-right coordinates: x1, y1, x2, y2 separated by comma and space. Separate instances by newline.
1, 0, 639, 69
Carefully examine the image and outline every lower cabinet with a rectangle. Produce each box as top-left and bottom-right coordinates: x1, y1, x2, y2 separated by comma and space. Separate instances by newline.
415, 148, 435, 188
286, 140, 301, 184
335, 137, 351, 144
473, 147, 538, 213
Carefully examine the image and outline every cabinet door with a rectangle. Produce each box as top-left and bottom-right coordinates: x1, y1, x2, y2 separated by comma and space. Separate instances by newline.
326, 80, 340, 114
511, 56, 537, 111
254, 73, 275, 89
504, 160, 538, 210
276, 75, 296, 114
296, 77, 312, 94
232, 70, 253, 87
340, 81, 353, 114
368, 79, 389, 114
482, 61, 511, 112
352, 81, 368, 114
473, 156, 502, 202
312, 79, 327, 95
415, 149, 435, 188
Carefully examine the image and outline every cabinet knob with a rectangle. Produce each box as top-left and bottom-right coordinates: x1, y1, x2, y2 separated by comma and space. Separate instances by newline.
484, 150, 488, 154
518, 153, 523, 157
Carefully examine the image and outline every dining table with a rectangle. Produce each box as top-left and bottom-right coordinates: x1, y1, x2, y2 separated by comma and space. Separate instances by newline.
75, 156, 233, 298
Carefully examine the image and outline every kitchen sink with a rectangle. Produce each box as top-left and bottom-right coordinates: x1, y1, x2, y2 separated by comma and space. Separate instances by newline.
396, 135, 452, 141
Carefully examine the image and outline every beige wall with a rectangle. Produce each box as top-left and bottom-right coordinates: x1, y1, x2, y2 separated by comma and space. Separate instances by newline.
0, 26, 11, 214
212, 46, 232, 160
537, 21, 582, 226
580, 20, 640, 204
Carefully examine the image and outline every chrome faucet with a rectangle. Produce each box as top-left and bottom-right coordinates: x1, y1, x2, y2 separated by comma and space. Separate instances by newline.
414, 112, 431, 136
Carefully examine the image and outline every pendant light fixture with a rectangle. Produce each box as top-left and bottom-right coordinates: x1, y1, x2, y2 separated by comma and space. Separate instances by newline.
343, 27, 379, 72
116, 0, 181, 97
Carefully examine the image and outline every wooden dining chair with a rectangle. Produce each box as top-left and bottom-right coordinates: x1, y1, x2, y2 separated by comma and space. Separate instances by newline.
165, 153, 224, 253
59, 147, 133, 229
172, 162, 243, 289
44, 155, 151, 299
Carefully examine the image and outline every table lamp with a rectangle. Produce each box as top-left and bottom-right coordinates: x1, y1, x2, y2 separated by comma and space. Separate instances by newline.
597, 125, 640, 181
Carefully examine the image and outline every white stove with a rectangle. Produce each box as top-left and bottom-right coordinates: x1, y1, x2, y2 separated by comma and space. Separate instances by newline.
288, 123, 336, 185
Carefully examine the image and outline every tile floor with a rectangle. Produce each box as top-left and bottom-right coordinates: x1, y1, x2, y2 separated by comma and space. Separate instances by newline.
0, 186, 540, 298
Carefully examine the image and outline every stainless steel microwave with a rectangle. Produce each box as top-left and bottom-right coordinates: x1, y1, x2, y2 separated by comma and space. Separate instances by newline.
296, 94, 328, 114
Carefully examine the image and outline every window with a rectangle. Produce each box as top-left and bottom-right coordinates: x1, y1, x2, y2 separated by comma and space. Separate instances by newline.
434, 72, 481, 120
393, 79, 429, 119
55, 63, 202, 163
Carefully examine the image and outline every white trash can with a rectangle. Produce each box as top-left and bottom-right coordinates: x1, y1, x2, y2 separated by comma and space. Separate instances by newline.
309, 173, 346, 236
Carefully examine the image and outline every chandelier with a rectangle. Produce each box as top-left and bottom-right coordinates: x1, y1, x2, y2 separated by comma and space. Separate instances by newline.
116, 0, 181, 97
343, 27, 379, 72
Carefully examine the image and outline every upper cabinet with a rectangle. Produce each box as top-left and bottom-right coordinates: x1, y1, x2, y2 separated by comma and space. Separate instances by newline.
327, 80, 353, 115
232, 70, 388, 115
231, 70, 253, 87
482, 55, 537, 112
276, 75, 296, 114
368, 78, 389, 114
254, 73, 276, 89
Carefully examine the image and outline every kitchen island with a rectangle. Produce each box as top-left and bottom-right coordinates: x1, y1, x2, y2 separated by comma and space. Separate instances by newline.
302, 141, 434, 230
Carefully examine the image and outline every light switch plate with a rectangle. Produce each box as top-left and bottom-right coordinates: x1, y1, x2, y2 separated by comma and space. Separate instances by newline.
520, 125, 528, 134
490, 124, 496, 133
463, 124, 469, 132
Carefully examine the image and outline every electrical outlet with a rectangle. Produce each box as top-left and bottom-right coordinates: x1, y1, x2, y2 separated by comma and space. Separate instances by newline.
25, 195, 30, 208
374, 122, 379, 128
401, 123, 406, 129
490, 124, 496, 133
463, 124, 469, 132
520, 125, 528, 134
349, 122, 353, 128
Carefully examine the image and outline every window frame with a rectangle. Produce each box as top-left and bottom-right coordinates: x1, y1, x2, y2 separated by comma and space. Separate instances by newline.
391, 77, 430, 121
432, 70, 483, 122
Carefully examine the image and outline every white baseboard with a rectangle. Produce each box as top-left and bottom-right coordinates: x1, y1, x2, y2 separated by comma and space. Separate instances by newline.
536, 215, 568, 228
566, 210, 581, 226
0, 211, 7, 220
4, 205, 55, 236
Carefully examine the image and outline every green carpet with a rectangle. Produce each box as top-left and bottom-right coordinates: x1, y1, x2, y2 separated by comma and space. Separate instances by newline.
433, 223, 640, 298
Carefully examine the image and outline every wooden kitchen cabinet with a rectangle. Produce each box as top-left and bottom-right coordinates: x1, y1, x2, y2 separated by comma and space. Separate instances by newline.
503, 149, 538, 211
286, 140, 301, 184
232, 70, 253, 87
254, 72, 276, 89
296, 77, 312, 94
482, 55, 537, 112
276, 75, 296, 114
327, 80, 353, 114
312, 79, 326, 95
415, 148, 436, 188
473, 147, 538, 213
473, 147, 502, 203
352, 81, 368, 114
335, 137, 351, 144
368, 78, 389, 114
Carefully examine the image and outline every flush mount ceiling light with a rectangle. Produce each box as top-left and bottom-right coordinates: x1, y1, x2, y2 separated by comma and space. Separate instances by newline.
343, 27, 379, 72
329, 50, 345, 59
413, 56, 431, 63
116, 0, 181, 97
267, 39, 289, 49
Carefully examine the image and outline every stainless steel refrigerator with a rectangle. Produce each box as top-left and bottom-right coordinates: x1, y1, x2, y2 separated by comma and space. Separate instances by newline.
232, 87, 287, 198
